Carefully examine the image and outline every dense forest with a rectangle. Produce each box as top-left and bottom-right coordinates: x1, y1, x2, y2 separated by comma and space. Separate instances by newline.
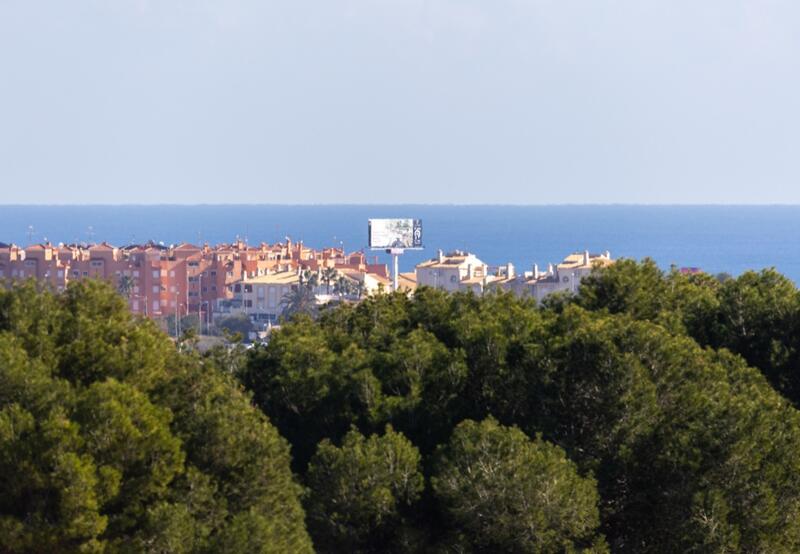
3, 260, 800, 552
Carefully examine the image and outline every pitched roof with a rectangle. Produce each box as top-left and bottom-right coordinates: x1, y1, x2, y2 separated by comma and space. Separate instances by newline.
88, 242, 115, 251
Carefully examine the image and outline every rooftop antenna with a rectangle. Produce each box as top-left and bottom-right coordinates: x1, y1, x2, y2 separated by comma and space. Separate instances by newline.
26, 225, 35, 244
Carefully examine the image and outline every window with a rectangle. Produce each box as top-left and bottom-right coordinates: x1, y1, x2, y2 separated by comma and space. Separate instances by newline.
82, 271, 88, 277
234, 284, 241, 293
72, 270, 79, 277
210, 271, 217, 276
91, 260, 102, 267
132, 300, 139, 311
57, 270, 64, 277
188, 261, 199, 267
257, 286, 265, 299
244, 284, 253, 293
152, 285, 160, 294
244, 300, 253, 308
152, 300, 160, 312
211, 285, 217, 291
152, 270, 159, 278
170, 270, 175, 277
170, 286, 176, 293
133, 271, 139, 277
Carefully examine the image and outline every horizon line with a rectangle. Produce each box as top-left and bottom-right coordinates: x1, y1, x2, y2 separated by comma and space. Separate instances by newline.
2, 203, 800, 208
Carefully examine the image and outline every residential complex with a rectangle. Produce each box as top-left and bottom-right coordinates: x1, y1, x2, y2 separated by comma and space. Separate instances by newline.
414, 249, 614, 299
0, 239, 390, 324
1, 238, 613, 327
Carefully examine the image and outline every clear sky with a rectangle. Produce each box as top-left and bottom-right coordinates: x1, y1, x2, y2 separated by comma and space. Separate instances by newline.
1, 1, 798, 204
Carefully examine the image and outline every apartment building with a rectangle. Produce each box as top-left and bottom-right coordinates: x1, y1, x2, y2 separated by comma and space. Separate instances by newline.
414, 250, 613, 301
416, 250, 490, 292
1, 238, 389, 325
219, 271, 302, 324
218, 262, 393, 326
507, 251, 613, 301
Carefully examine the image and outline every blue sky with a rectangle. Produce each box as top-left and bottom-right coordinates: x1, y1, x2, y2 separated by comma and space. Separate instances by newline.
1, 1, 798, 204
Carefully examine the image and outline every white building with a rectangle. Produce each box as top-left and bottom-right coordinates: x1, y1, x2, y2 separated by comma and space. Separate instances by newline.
415, 250, 491, 292
507, 251, 613, 302
415, 249, 613, 301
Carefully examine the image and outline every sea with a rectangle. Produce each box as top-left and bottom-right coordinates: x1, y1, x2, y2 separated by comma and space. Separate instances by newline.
1, 205, 798, 283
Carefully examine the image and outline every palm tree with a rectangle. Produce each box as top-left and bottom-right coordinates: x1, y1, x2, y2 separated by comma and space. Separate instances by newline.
281, 284, 317, 319
300, 269, 319, 289
355, 279, 366, 299
321, 267, 338, 295
333, 275, 353, 299
117, 275, 136, 299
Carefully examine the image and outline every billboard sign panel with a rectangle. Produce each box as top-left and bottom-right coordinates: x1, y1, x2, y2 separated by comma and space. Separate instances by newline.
368, 219, 423, 250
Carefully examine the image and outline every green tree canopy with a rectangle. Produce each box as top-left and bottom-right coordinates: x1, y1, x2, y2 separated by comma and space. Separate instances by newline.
577, 260, 800, 405
240, 283, 800, 553
432, 417, 606, 553
0, 279, 312, 552
305, 426, 424, 553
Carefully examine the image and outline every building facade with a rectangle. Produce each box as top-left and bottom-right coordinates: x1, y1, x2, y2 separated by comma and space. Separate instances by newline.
0, 239, 389, 324
414, 250, 613, 301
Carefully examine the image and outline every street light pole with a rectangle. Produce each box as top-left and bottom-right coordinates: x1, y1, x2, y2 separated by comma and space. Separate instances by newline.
175, 288, 180, 337
198, 272, 203, 334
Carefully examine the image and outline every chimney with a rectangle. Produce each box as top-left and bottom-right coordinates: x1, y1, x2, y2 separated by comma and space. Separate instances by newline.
547, 263, 554, 275
467, 264, 473, 279
533, 263, 540, 279
604, 250, 611, 259
437, 249, 444, 263
506, 263, 515, 279
583, 250, 590, 265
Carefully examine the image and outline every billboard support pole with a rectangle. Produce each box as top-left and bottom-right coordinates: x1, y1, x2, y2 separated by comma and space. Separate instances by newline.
388, 248, 403, 292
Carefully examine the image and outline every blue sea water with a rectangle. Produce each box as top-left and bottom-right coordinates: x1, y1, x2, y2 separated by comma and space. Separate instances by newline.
0, 205, 798, 282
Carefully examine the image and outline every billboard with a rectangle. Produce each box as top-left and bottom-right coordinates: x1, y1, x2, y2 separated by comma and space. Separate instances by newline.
368, 219, 423, 250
